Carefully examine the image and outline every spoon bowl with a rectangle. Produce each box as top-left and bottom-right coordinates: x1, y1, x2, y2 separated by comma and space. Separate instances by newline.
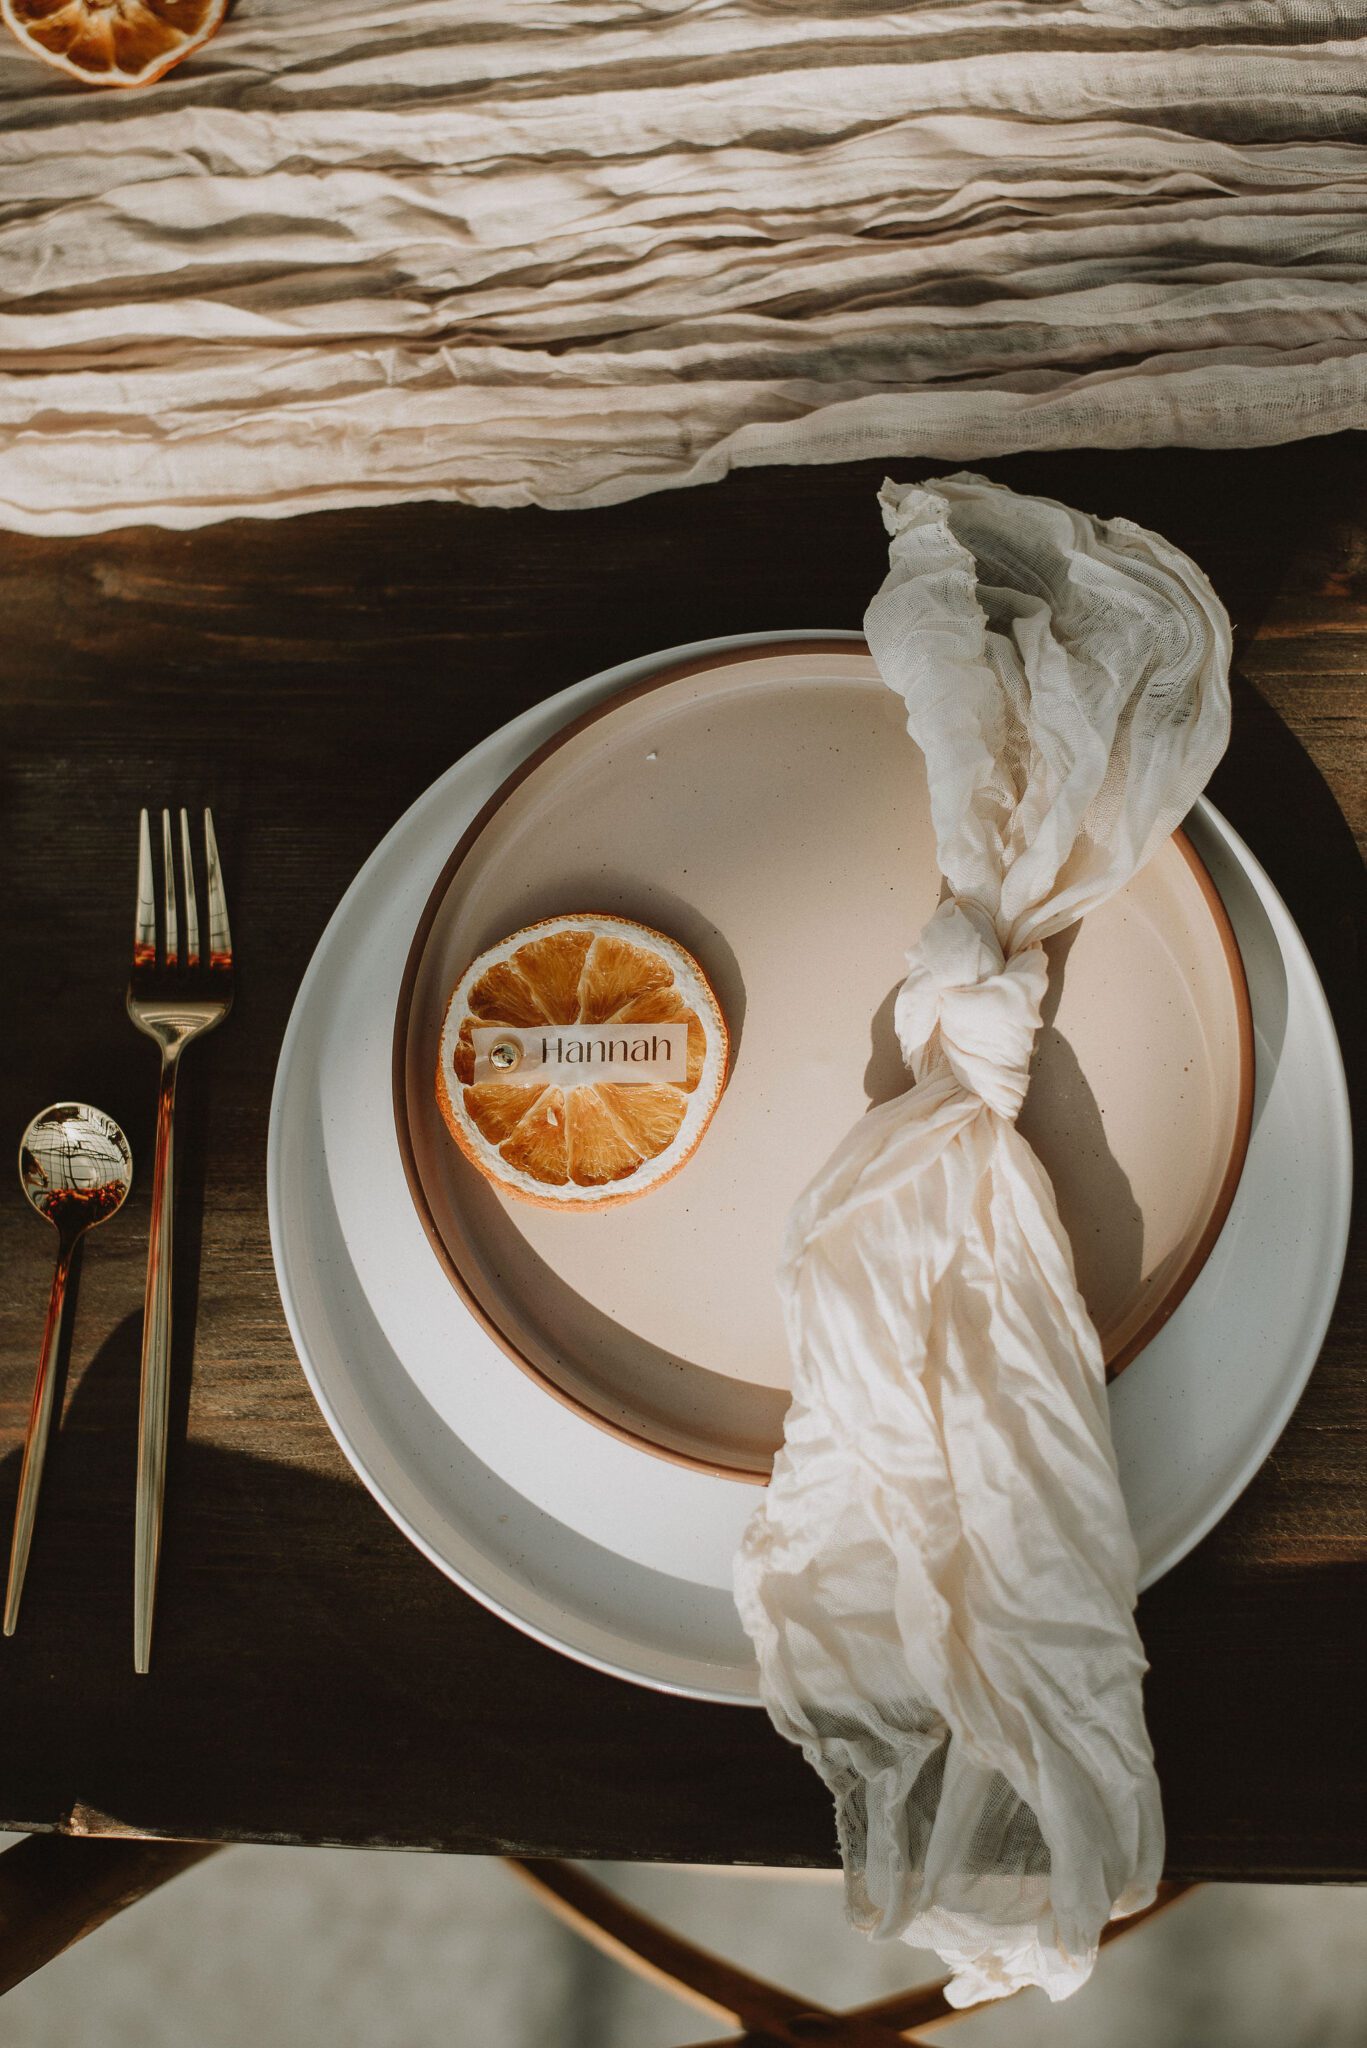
20, 1102, 133, 1239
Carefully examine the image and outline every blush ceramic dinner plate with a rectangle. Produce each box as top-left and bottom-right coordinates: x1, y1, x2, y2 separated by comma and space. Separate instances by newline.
393, 644, 1252, 1480
268, 632, 1351, 1703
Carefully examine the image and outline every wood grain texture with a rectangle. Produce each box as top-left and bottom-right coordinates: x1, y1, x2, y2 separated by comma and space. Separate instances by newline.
0, 438, 1362, 1877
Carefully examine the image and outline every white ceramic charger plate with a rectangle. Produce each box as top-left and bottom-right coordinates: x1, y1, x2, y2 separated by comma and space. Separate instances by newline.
268, 632, 1352, 1705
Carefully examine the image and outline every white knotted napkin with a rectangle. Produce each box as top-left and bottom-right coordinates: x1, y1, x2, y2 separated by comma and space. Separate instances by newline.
734, 472, 1232, 2006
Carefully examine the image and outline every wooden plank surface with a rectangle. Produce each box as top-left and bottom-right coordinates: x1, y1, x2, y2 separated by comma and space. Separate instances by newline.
0, 437, 1362, 1876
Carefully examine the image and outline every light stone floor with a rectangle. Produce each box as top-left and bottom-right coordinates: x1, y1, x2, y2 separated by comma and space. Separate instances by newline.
0, 1838, 1364, 2047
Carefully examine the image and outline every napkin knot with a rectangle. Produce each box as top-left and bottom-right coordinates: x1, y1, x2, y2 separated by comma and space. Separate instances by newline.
895, 898, 1048, 1118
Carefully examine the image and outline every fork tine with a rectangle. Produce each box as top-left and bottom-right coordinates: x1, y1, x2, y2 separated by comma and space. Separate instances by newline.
161, 808, 178, 968
205, 808, 232, 968
134, 809, 156, 967
180, 809, 201, 968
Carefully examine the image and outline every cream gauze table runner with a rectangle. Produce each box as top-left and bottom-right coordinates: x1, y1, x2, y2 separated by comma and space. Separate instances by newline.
1, 1, 1366, 533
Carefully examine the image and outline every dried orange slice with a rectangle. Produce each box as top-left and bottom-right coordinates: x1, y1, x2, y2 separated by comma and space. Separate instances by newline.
1, 0, 226, 88
437, 914, 728, 1209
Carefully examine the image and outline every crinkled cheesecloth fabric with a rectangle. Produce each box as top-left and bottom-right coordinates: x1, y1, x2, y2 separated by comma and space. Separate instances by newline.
0, 0, 1365, 533
733, 472, 1233, 2007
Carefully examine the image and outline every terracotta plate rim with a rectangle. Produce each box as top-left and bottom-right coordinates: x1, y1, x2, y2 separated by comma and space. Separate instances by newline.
393, 637, 1254, 1483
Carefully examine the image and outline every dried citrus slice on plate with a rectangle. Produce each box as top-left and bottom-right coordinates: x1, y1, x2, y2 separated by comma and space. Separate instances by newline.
1, 0, 226, 87
437, 914, 728, 1209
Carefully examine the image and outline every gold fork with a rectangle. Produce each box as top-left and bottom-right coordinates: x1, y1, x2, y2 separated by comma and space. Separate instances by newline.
127, 808, 234, 1674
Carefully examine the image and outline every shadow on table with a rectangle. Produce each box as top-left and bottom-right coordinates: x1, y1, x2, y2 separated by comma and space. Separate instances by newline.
3, 1302, 1365, 1872
0, 1296, 824, 1863
1213, 670, 1365, 1154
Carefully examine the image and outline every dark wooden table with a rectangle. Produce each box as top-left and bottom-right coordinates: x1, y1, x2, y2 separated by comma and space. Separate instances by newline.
0, 439, 1362, 1880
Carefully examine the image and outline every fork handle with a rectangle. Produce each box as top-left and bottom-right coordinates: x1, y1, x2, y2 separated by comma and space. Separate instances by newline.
3, 1238, 75, 1636
134, 1050, 180, 1675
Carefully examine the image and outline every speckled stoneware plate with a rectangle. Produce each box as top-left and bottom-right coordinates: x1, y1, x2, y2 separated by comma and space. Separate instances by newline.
394, 643, 1252, 1481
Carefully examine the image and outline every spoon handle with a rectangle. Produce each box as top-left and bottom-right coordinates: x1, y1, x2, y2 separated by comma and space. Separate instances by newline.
4, 1238, 75, 1635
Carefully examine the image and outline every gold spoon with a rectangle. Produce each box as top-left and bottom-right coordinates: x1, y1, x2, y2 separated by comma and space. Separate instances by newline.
6, 1103, 132, 1635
